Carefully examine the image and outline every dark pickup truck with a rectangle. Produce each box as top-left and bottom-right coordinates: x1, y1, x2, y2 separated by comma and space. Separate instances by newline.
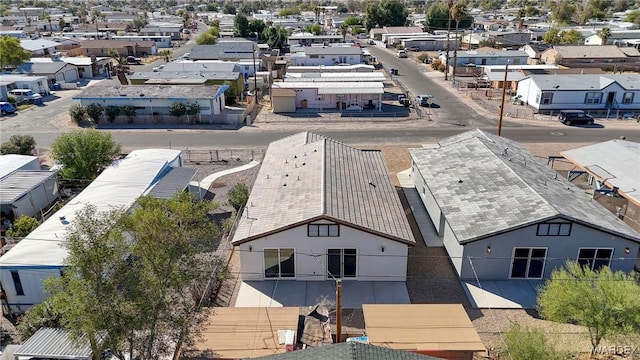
126, 56, 142, 65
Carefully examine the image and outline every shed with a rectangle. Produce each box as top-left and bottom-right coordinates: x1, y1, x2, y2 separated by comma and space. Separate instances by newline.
0, 155, 40, 180
191, 307, 300, 359
0, 171, 59, 219
271, 88, 297, 113
362, 304, 486, 360
13, 327, 95, 360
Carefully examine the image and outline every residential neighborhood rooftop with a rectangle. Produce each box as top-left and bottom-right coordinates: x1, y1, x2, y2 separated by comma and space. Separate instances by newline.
75, 84, 221, 99
410, 130, 640, 244
232, 132, 415, 245
524, 74, 640, 91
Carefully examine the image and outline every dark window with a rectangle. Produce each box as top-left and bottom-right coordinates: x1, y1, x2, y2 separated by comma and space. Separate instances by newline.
11, 271, 24, 296
578, 248, 612, 271
264, 248, 295, 278
537, 222, 571, 236
511, 248, 547, 279
308, 224, 340, 237
327, 249, 357, 279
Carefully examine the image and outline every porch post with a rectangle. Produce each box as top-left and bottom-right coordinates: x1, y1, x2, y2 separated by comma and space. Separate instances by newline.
378, 94, 382, 112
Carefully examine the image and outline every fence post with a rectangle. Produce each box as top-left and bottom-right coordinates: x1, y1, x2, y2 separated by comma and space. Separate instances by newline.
210, 150, 213, 162
215, 150, 219, 161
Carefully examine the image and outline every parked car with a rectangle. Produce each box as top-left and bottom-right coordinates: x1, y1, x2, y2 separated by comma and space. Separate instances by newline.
0, 102, 16, 115
368, 39, 376, 45
415, 94, 433, 107
407, 45, 420, 51
8, 89, 42, 104
126, 56, 142, 65
397, 50, 408, 58
558, 110, 595, 126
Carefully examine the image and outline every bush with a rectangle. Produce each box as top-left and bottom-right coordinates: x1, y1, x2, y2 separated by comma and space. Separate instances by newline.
121, 105, 136, 124
69, 104, 85, 124
169, 102, 187, 118
85, 103, 103, 124
501, 324, 567, 360
5, 215, 40, 238
395, 44, 404, 50
0, 134, 36, 155
105, 105, 120, 123
227, 183, 249, 212
417, 53, 429, 63
7, 95, 18, 104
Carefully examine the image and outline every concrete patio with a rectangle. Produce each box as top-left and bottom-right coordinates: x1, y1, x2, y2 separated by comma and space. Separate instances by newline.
461, 280, 543, 309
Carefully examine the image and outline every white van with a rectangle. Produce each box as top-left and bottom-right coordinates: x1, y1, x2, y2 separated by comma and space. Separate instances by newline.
8, 89, 42, 103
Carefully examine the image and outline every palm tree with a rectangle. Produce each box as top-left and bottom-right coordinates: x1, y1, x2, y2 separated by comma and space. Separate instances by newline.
444, 0, 454, 80
47, 16, 52, 32
340, 23, 349, 42
108, 49, 130, 85
451, 2, 468, 81
598, 27, 612, 45
160, 49, 173, 62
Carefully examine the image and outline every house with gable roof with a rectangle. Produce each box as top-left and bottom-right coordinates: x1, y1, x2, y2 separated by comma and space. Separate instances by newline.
231, 132, 415, 307
410, 130, 640, 307
516, 74, 640, 113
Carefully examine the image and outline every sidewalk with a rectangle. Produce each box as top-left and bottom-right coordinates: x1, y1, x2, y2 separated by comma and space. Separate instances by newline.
397, 168, 444, 247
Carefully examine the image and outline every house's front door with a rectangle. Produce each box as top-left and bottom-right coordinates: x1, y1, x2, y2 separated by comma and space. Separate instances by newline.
606, 92, 616, 107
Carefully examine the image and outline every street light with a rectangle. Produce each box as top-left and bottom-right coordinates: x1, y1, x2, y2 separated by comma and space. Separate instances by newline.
497, 60, 510, 136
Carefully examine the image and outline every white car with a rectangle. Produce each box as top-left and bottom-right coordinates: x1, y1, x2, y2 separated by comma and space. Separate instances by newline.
397, 50, 407, 58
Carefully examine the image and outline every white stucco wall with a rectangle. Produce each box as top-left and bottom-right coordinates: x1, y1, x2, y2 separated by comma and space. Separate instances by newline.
412, 162, 444, 236
237, 221, 409, 282
458, 218, 640, 280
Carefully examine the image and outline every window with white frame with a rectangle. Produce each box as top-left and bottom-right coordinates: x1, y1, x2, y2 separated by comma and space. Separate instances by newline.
264, 248, 295, 278
327, 248, 357, 278
577, 248, 612, 271
510, 248, 547, 279
308, 224, 339, 237
622, 92, 634, 104
537, 222, 572, 236
584, 92, 603, 104
541, 92, 554, 105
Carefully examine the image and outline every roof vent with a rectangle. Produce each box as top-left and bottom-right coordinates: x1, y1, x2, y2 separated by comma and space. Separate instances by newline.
457, 179, 463, 183
502, 147, 509, 156
283, 183, 287, 187
285, 173, 288, 177
369, 181, 376, 187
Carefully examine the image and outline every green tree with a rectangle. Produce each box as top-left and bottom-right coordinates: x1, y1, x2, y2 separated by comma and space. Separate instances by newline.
425, 2, 450, 30
0, 134, 36, 155
16, 299, 62, 341
537, 261, 640, 348
196, 26, 219, 45
501, 323, 567, 360
560, 29, 583, 44
50, 129, 122, 181
451, 2, 469, 79
598, 26, 612, 44
365, 0, 408, 31
248, 19, 265, 39
279, 7, 300, 17
344, 16, 361, 26
307, 23, 323, 35
186, 103, 200, 123
5, 215, 40, 238
0, 36, 32, 70
234, 13, 249, 37
159, 49, 173, 62
223, 3, 237, 14
480, 0, 504, 12
263, 26, 289, 49
104, 105, 120, 123
58, 18, 66, 30
337, 3, 349, 13
85, 103, 103, 124
129, 17, 146, 31
228, 182, 249, 212
626, 10, 640, 24
169, 102, 187, 118
551, 0, 576, 23
107, 49, 129, 85
121, 105, 136, 124
525, 5, 541, 16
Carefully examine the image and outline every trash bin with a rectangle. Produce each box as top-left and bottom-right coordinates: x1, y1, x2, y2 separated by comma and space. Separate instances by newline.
301, 99, 308, 108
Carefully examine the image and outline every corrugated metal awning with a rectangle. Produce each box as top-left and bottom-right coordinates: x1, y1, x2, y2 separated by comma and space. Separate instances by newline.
146, 167, 197, 199
14, 328, 94, 359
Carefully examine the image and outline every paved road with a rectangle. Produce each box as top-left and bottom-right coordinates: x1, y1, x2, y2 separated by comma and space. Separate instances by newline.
364, 43, 485, 127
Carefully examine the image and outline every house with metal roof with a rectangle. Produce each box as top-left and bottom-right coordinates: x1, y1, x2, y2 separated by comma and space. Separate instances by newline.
271, 81, 384, 112
13, 327, 96, 360
19, 39, 60, 56
231, 132, 415, 307
0, 75, 48, 102
189, 42, 257, 61
290, 46, 363, 66
0, 170, 58, 220
410, 130, 640, 308
14, 60, 79, 84
561, 139, 640, 234
515, 74, 640, 113
73, 84, 231, 124
0, 149, 191, 315
540, 45, 639, 69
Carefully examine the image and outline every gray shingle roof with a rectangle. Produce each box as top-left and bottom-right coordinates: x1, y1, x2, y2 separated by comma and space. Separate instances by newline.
14, 328, 94, 359
252, 342, 444, 360
232, 132, 415, 245
75, 84, 220, 99
410, 129, 640, 244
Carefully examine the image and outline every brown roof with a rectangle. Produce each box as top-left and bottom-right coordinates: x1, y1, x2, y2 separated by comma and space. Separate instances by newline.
80, 39, 156, 49
192, 307, 300, 359
362, 304, 486, 352
521, 67, 605, 76
271, 88, 297, 97
383, 26, 423, 34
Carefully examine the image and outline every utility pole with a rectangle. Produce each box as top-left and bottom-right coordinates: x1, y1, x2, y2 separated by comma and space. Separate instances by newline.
497, 61, 509, 136
336, 279, 342, 343
252, 44, 258, 104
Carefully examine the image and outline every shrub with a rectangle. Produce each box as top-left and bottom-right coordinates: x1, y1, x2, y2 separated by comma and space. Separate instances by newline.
105, 105, 120, 123
395, 44, 404, 50
169, 102, 187, 118
501, 323, 567, 360
85, 103, 103, 124
121, 105, 136, 124
228, 183, 249, 212
5, 215, 40, 238
0, 134, 36, 155
69, 104, 85, 124
7, 94, 18, 104
417, 53, 429, 63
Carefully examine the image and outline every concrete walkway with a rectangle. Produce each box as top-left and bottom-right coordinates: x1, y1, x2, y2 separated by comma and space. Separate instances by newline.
191, 160, 260, 190
397, 168, 443, 247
